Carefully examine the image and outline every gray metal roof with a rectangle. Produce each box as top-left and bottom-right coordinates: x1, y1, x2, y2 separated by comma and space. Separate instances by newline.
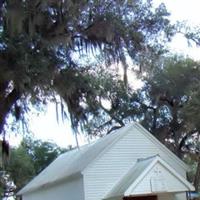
18, 122, 188, 195
18, 124, 133, 195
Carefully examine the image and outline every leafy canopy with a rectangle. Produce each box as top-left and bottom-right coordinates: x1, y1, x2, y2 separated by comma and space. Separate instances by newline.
0, 137, 67, 198
0, 0, 174, 135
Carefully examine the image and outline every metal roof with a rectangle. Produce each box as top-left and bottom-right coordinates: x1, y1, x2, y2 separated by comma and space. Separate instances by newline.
18, 124, 133, 195
18, 122, 189, 195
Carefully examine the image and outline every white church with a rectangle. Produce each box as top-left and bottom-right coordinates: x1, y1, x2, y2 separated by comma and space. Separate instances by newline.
18, 122, 195, 200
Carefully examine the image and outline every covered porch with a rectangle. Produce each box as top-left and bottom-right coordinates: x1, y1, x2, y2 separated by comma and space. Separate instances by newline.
104, 156, 194, 200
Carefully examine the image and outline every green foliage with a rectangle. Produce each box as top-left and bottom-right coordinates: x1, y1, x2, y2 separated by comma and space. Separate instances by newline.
21, 137, 66, 174
138, 57, 200, 157
0, 0, 174, 134
1, 0, 200, 192
88, 56, 200, 190
183, 87, 200, 130
7, 145, 35, 192
82, 56, 200, 190
1, 138, 67, 197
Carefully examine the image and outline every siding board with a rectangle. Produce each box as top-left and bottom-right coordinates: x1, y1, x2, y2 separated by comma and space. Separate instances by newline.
23, 177, 84, 200
84, 127, 186, 200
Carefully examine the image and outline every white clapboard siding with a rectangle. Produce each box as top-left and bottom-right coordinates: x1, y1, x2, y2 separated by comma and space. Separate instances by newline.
132, 162, 190, 194
104, 156, 194, 199
83, 125, 187, 200
23, 176, 84, 200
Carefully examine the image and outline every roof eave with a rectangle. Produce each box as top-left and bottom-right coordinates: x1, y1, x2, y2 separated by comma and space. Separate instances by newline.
17, 172, 81, 196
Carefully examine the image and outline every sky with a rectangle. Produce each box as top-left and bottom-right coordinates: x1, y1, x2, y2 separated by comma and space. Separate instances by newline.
8, 104, 88, 147
155, 0, 200, 60
8, 0, 200, 148
29, 104, 87, 147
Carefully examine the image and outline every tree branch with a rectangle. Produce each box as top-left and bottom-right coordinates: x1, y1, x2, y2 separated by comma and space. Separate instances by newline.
99, 103, 124, 127
0, 88, 20, 134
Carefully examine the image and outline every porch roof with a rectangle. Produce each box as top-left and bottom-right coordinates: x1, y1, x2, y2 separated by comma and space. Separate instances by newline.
104, 155, 194, 199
